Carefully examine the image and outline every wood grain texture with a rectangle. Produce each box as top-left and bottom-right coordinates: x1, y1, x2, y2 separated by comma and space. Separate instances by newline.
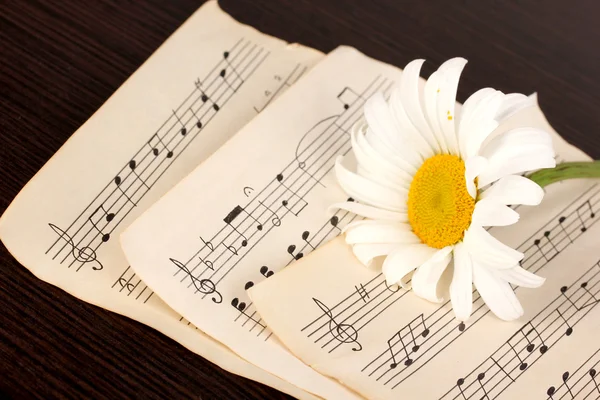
1, 0, 599, 398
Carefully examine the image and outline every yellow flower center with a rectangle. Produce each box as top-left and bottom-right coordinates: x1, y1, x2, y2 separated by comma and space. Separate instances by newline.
407, 154, 475, 249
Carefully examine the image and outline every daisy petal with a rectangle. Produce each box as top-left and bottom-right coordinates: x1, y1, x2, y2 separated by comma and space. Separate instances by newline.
463, 225, 524, 269
400, 59, 441, 152
465, 156, 488, 198
473, 263, 524, 321
412, 246, 453, 303
390, 88, 435, 159
472, 198, 520, 227
352, 121, 414, 187
382, 244, 437, 286
353, 243, 398, 267
478, 128, 556, 187
495, 93, 536, 123
480, 175, 544, 206
458, 89, 503, 159
423, 70, 448, 153
343, 220, 419, 245
450, 242, 473, 321
436, 57, 467, 155
364, 94, 422, 170
328, 202, 408, 222
335, 157, 407, 212
494, 266, 546, 288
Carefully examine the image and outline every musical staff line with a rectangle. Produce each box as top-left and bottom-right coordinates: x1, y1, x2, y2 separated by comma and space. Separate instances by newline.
45, 38, 269, 280
439, 259, 600, 400
360, 186, 600, 390
253, 63, 308, 114
167, 75, 393, 313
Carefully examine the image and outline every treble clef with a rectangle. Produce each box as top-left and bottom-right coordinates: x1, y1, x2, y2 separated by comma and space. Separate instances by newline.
47, 223, 104, 271
169, 258, 222, 304
312, 297, 362, 351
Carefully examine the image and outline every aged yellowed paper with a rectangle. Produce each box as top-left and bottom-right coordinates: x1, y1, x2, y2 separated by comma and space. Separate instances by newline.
0, 2, 323, 398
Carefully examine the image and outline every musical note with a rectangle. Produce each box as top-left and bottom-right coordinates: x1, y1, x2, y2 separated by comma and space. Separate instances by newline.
387, 314, 430, 368
88, 205, 113, 242
189, 106, 203, 129
520, 322, 548, 354
260, 266, 274, 278
276, 177, 308, 216
197, 255, 213, 270
456, 378, 467, 400
558, 216, 573, 244
287, 244, 303, 260
231, 298, 266, 328
534, 230, 559, 261
244, 281, 254, 290
171, 110, 187, 137
258, 200, 281, 227
223, 50, 244, 85
169, 258, 222, 303
47, 223, 103, 271
312, 298, 362, 352
506, 328, 534, 370
117, 277, 135, 294
591, 368, 600, 394
562, 372, 574, 398
355, 284, 369, 303
579, 281, 600, 310
337, 87, 360, 110
113, 174, 137, 206
576, 200, 595, 232
199, 236, 214, 252
556, 308, 574, 336
301, 230, 315, 250
476, 373, 490, 400
458, 322, 466, 332
223, 205, 249, 247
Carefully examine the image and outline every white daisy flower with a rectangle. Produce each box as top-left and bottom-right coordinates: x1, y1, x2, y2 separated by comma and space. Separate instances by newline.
332, 58, 556, 322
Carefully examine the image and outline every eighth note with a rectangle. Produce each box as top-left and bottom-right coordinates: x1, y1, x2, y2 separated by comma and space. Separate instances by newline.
287, 244, 303, 260
260, 266, 274, 278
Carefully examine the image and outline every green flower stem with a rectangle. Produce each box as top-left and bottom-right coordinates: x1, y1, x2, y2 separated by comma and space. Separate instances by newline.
528, 161, 600, 188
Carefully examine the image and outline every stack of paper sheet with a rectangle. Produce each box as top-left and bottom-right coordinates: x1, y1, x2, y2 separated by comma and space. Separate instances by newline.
2, 2, 599, 399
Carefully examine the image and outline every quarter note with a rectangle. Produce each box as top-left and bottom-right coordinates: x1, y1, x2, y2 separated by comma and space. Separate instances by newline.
172, 110, 187, 137
302, 230, 315, 250
476, 373, 490, 400
244, 281, 254, 290
189, 106, 203, 129
223, 50, 243, 84
579, 281, 600, 310
127, 159, 149, 189
456, 378, 467, 400
113, 174, 136, 206
558, 216, 573, 244
556, 308, 573, 336
590, 368, 600, 394
562, 371, 574, 398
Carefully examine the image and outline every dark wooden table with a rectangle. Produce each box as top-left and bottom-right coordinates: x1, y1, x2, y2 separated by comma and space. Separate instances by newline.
1, 0, 599, 398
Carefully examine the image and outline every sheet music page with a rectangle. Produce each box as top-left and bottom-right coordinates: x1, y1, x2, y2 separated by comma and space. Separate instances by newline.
120, 47, 414, 399
248, 105, 600, 399
0, 1, 323, 398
